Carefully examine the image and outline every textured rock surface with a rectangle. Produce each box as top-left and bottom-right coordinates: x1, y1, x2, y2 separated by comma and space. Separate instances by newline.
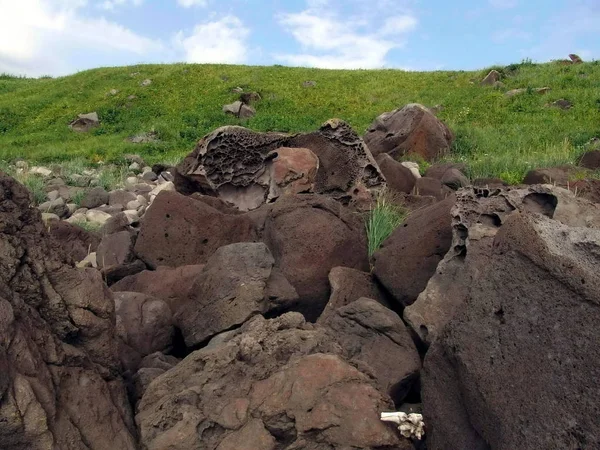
48, 220, 101, 262
136, 313, 406, 450
364, 103, 454, 162
0, 173, 136, 449
375, 153, 416, 194
405, 185, 600, 346
422, 211, 600, 450
176, 120, 384, 209
373, 195, 455, 307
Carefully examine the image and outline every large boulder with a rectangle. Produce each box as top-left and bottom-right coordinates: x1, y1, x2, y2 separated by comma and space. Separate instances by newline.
262, 194, 369, 320
422, 211, 600, 450
134, 190, 257, 268
404, 185, 600, 346
363, 103, 454, 162
136, 313, 408, 450
176, 119, 384, 210
372, 195, 455, 307
0, 173, 136, 449
174, 242, 297, 347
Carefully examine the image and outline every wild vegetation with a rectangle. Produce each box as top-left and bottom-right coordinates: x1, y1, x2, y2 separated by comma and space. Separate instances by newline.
1, 59, 599, 183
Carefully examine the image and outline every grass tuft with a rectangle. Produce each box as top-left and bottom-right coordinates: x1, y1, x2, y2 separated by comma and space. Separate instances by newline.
366, 192, 407, 258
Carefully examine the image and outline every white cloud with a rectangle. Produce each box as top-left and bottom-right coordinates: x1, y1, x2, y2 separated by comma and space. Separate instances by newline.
275, 2, 417, 69
0, 0, 162, 76
100, 0, 143, 11
177, 0, 209, 7
489, 0, 518, 9
173, 16, 249, 64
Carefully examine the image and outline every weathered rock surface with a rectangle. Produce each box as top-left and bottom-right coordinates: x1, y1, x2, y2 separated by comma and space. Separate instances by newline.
375, 153, 416, 194
480, 69, 500, 86
81, 186, 109, 209
405, 185, 600, 346
364, 104, 454, 162
136, 313, 406, 450
176, 120, 384, 209
579, 149, 600, 170
373, 195, 455, 307
0, 173, 136, 449
69, 111, 100, 132
422, 210, 600, 450
48, 220, 101, 262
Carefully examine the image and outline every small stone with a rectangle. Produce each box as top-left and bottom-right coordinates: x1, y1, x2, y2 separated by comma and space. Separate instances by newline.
127, 200, 142, 210
159, 170, 174, 182
127, 95, 137, 100
126, 176, 138, 185
303, 80, 317, 88
480, 70, 501, 86
86, 209, 112, 225
65, 213, 87, 224
66, 203, 78, 215
41, 213, 60, 225
140, 79, 152, 87
550, 99, 572, 110
47, 190, 60, 201
108, 89, 119, 96
136, 195, 148, 206
30, 166, 52, 177
149, 181, 175, 202
123, 210, 140, 224
38, 197, 67, 218
142, 166, 152, 174
142, 171, 158, 182
80, 187, 109, 209
129, 162, 141, 172
400, 162, 421, 180
15, 160, 28, 169
77, 252, 97, 269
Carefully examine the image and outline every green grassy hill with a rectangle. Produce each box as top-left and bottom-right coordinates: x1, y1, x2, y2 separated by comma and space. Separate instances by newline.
1, 60, 599, 182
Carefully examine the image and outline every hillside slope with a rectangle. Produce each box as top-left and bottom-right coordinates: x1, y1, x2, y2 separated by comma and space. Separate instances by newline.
1, 61, 599, 181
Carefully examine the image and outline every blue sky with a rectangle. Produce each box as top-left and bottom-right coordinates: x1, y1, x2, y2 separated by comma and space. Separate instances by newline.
0, 0, 598, 77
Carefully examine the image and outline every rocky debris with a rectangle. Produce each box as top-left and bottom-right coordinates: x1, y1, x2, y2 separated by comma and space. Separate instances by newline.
505, 86, 551, 97
262, 194, 369, 320
318, 267, 393, 322
0, 173, 137, 449
48, 220, 101, 262
81, 186, 109, 209
114, 292, 174, 375
549, 98, 572, 109
136, 313, 407, 450
480, 69, 501, 86
140, 78, 152, 86
404, 185, 600, 347
134, 190, 257, 268
302, 80, 317, 87
422, 210, 600, 450
364, 103, 454, 162
569, 53, 583, 63
223, 100, 256, 119
176, 119, 384, 210
174, 242, 297, 347
373, 195, 454, 307
376, 153, 417, 194
321, 298, 421, 405
69, 111, 100, 132
111, 264, 205, 312
30, 165, 53, 177
579, 149, 600, 170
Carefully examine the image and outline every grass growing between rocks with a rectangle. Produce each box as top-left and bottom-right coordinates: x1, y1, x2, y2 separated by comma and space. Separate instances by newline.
366, 192, 407, 258
0, 60, 599, 183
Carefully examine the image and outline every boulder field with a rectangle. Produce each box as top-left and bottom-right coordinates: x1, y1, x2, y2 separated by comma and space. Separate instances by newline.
2, 106, 600, 449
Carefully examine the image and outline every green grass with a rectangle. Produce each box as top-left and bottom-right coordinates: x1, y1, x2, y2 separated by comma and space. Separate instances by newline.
366, 192, 407, 258
1, 60, 599, 183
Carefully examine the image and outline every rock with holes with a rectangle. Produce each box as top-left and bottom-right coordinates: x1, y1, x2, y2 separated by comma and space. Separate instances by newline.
176, 120, 384, 210
114, 292, 174, 375
422, 209, 600, 450
364, 104, 454, 162
174, 242, 291, 347
318, 267, 393, 322
405, 185, 600, 347
134, 190, 258, 268
373, 195, 455, 307
320, 298, 421, 405
136, 313, 407, 450
0, 173, 136, 449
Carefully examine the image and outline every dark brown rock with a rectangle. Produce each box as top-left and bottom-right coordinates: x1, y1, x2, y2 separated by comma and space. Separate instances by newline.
114, 292, 174, 375
109, 189, 137, 207
364, 103, 454, 162
373, 195, 454, 307
480, 69, 501, 86
424, 162, 467, 180
321, 298, 421, 405
523, 166, 575, 185
102, 259, 147, 286
375, 153, 416, 194
97, 230, 136, 269
81, 186, 109, 209
440, 168, 470, 190
131, 353, 180, 405
263, 195, 369, 320
412, 176, 452, 200
318, 267, 392, 321
579, 150, 600, 170
101, 211, 134, 235
134, 190, 257, 268
48, 220, 101, 262
549, 98, 573, 110
422, 212, 600, 450
571, 179, 600, 204
0, 173, 136, 449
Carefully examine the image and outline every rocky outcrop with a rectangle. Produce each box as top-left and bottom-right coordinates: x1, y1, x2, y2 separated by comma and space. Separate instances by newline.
136, 313, 410, 450
176, 119, 384, 210
0, 173, 136, 449
422, 210, 600, 450
364, 104, 454, 162
372, 195, 455, 307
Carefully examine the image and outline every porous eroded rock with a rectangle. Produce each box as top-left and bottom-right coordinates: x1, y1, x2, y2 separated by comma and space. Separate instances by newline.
176, 120, 384, 210
364, 103, 454, 162
405, 185, 600, 346
0, 173, 136, 449
422, 211, 600, 450
135, 313, 405, 450
267, 146, 319, 200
